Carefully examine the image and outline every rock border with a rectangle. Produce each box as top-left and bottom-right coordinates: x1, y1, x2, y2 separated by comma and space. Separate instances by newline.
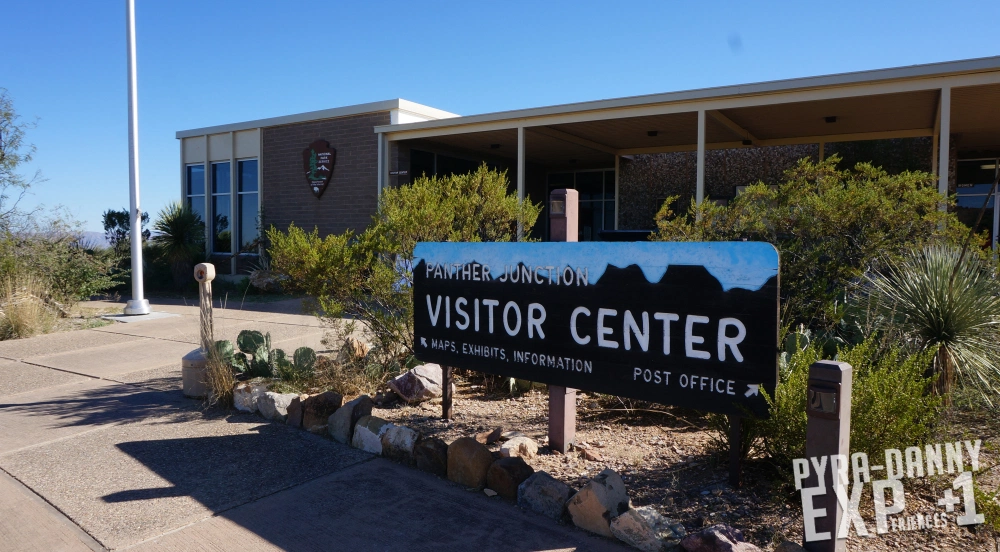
229, 381, 783, 552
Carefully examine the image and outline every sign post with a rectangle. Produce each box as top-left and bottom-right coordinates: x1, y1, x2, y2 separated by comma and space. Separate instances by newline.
548, 188, 578, 453
803, 360, 853, 552
412, 241, 779, 420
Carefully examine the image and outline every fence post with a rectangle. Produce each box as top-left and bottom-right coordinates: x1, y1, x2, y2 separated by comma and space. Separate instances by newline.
548, 188, 578, 453
803, 360, 853, 552
182, 263, 216, 398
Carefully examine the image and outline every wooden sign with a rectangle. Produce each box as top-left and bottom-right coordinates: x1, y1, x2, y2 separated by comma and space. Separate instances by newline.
413, 242, 779, 417
302, 140, 336, 198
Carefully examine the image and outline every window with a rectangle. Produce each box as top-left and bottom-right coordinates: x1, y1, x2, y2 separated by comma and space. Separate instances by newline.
237, 159, 259, 251
211, 162, 231, 254
956, 158, 999, 250
185, 164, 205, 224
547, 169, 616, 241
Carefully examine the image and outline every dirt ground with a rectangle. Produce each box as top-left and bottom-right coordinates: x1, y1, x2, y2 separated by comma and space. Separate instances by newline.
377, 373, 1000, 552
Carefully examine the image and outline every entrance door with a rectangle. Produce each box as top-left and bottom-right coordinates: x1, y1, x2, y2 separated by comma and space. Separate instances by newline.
956, 159, 999, 251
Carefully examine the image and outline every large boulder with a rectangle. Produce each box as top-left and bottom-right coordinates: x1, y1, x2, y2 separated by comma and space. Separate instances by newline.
499, 435, 539, 459
679, 524, 760, 552
352, 415, 391, 454
328, 395, 373, 444
258, 392, 298, 422
517, 471, 574, 521
233, 381, 268, 413
610, 506, 687, 552
447, 437, 494, 488
381, 425, 419, 462
413, 437, 449, 477
486, 457, 535, 500
387, 363, 449, 404
302, 391, 343, 432
566, 469, 630, 537
285, 395, 305, 428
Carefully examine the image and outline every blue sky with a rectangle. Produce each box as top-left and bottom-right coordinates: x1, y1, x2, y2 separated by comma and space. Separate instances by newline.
3, 0, 999, 233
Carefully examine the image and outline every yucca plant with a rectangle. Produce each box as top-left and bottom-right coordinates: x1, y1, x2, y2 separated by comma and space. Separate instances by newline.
867, 244, 1000, 406
152, 203, 205, 289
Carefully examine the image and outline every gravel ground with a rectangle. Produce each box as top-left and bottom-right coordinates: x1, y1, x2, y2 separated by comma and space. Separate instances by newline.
377, 374, 1000, 552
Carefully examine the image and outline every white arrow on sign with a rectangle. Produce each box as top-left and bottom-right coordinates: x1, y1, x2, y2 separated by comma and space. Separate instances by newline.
420, 337, 427, 347
745, 384, 760, 398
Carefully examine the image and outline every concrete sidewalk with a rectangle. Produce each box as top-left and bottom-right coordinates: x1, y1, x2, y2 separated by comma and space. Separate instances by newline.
0, 300, 624, 551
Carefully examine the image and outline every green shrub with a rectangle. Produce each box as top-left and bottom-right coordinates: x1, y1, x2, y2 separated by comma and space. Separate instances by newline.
652, 156, 975, 331
267, 164, 542, 368
753, 338, 940, 472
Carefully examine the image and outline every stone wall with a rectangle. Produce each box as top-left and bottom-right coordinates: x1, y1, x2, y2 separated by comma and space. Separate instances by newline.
618, 137, 949, 230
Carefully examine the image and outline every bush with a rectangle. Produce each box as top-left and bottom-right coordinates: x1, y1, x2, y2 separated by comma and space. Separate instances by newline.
0, 274, 56, 339
752, 338, 939, 472
652, 156, 974, 331
267, 164, 542, 369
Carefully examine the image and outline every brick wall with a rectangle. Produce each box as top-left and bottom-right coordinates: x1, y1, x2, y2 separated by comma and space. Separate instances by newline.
262, 111, 390, 237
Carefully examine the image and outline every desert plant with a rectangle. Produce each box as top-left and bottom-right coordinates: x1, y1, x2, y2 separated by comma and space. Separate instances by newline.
151, 203, 205, 289
231, 329, 274, 378
652, 156, 974, 331
221, 330, 317, 382
866, 244, 1000, 406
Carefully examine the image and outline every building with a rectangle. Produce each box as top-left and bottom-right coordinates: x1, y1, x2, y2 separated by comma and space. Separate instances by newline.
177, 56, 1000, 274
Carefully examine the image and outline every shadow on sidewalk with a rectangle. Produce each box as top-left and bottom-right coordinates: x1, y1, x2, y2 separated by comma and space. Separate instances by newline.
0, 383, 197, 428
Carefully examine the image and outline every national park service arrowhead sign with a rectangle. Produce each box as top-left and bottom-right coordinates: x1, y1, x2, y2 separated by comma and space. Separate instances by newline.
302, 140, 336, 198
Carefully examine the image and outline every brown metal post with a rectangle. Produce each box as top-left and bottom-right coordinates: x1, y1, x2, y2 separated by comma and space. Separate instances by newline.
803, 360, 853, 552
441, 365, 454, 420
548, 189, 578, 453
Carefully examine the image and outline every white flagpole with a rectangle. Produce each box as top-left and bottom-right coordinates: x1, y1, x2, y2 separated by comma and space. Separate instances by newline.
124, 0, 150, 315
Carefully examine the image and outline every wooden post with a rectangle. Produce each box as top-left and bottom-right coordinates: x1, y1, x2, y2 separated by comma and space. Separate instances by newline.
441, 365, 454, 420
195, 264, 215, 353
728, 415, 742, 488
548, 188, 578, 453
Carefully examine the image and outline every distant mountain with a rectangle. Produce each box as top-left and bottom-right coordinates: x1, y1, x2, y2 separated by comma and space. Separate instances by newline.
79, 231, 111, 249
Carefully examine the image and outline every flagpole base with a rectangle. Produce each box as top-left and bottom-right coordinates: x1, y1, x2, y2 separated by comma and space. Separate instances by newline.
124, 299, 151, 316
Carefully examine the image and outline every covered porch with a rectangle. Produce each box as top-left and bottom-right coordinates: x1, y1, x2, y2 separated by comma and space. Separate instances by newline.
375, 57, 1000, 245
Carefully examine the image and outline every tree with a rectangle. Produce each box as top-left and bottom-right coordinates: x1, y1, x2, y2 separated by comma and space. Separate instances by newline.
102, 208, 150, 256
0, 88, 42, 230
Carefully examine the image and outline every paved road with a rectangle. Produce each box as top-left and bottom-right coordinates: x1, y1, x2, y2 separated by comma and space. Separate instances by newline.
0, 300, 624, 551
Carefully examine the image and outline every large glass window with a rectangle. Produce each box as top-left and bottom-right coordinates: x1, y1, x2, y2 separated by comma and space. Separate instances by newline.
547, 169, 616, 241
956, 159, 999, 250
237, 159, 259, 251
185, 164, 205, 224
211, 162, 232, 254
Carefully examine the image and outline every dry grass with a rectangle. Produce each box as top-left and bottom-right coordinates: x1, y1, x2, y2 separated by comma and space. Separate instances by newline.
204, 351, 235, 408
0, 274, 57, 340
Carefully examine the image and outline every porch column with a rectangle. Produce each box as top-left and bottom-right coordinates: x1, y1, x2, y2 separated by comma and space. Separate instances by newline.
696, 110, 706, 207
614, 154, 620, 229
376, 132, 385, 195
937, 87, 951, 200
517, 126, 525, 239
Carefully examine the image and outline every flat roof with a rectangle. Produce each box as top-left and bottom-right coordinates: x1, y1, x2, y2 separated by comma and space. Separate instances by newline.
375, 56, 1000, 136
176, 99, 458, 139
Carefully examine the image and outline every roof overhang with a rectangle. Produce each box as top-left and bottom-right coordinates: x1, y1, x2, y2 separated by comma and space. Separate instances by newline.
176, 99, 458, 139
376, 56, 1000, 159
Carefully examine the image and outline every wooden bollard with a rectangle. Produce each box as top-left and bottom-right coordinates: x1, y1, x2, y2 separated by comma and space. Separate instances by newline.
182, 263, 216, 398
547, 188, 578, 453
